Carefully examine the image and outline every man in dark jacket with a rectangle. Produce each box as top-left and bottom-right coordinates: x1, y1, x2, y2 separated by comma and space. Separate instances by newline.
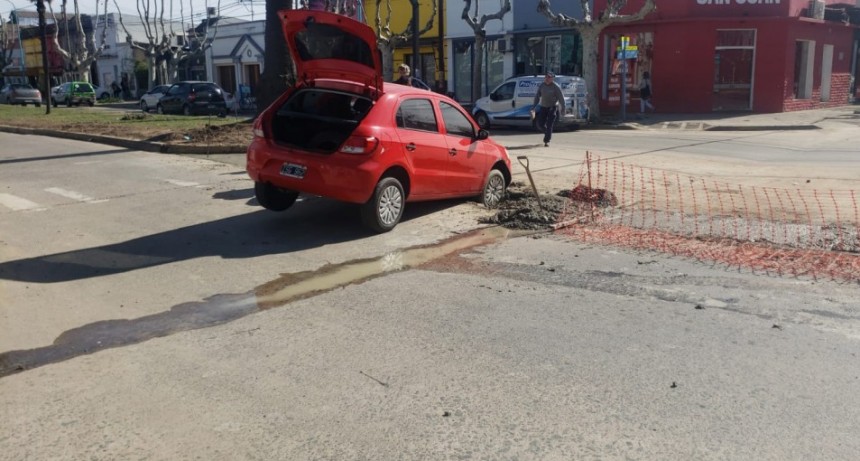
530, 71, 565, 147
394, 64, 430, 90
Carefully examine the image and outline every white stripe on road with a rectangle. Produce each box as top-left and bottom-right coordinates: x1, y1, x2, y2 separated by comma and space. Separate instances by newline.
44, 187, 107, 204
164, 179, 200, 187
0, 193, 43, 211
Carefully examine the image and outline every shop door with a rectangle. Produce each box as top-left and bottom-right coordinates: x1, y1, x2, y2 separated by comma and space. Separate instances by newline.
712, 49, 753, 111
712, 30, 756, 111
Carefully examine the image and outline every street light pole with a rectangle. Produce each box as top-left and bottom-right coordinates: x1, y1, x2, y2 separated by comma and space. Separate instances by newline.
35, 0, 50, 113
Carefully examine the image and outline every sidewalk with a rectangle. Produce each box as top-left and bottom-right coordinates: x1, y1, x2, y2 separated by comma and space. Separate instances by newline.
596, 104, 859, 131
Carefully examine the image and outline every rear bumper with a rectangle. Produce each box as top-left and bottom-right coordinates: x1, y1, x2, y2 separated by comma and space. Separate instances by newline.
246, 138, 379, 204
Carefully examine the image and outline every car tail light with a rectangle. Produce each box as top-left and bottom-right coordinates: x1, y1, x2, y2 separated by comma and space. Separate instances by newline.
252, 117, 266, 138
339, 135, 379, 154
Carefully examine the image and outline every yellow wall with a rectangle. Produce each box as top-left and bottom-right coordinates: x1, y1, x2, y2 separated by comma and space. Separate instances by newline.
364, 0, 447, 82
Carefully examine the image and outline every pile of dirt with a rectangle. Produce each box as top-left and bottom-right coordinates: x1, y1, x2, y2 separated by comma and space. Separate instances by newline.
481, 182, 572, 230
176, 121, 253, 146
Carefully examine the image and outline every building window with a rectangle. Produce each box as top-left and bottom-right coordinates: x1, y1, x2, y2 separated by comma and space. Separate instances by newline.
794, 40, 814, 99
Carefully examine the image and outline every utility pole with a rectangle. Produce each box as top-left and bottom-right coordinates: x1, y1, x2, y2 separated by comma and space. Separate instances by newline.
36, 0, 50, 114
410, 0, 419, 78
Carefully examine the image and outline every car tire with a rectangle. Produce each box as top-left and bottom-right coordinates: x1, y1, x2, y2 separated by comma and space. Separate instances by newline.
67, 99, 72, 107
361, 177, 405, 233
140, 101, 148, 112
475, 111, 490, 129
35, 103, 40, 107
254, 182, 299, 211
481, 169, 506, 209
87, 100, 94, 107
156, 104, 164, 114
183, 104, 192, 116
51, 98, 57, 107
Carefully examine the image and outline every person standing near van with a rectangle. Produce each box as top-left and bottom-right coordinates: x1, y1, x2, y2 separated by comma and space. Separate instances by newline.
530, 71, 565, 147
394, 64, 431, 90
639, 71, 655, 113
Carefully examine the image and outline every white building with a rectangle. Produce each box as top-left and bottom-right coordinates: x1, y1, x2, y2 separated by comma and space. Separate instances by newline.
205, 19, 263, 109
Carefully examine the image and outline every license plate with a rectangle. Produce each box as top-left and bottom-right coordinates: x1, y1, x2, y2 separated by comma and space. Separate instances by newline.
207, 104, 215, 109
280, 163, 306, 179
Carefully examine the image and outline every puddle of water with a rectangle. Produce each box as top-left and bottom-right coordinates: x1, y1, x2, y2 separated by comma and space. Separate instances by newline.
255, 226, 512, 308
0, 226, 514, 378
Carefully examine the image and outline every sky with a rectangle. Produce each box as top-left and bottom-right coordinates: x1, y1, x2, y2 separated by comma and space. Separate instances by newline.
2, 0, 271, 24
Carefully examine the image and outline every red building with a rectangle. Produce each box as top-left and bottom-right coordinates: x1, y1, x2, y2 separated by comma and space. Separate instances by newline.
596, 0, 860, 113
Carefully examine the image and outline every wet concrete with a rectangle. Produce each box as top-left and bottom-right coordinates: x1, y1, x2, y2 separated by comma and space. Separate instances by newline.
0, 226, 516, 378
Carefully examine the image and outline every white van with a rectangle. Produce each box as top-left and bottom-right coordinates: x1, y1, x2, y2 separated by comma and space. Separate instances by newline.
472, 75, 589, 130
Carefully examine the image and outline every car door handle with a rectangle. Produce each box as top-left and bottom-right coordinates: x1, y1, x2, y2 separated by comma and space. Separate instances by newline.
406, 143, 416, 151
449, 149, 457, 156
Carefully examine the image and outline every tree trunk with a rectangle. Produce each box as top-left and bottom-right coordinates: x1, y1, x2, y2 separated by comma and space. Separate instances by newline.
258, 0, 293, 116
470, 34, 485, 104
580, 27, 600, 120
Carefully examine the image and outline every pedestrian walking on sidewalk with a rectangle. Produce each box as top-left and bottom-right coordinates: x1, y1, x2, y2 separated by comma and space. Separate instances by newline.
639, 71, 655, 113
530, 71, 565, 147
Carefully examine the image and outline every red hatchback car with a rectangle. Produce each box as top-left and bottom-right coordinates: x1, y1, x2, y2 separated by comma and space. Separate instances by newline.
246, 10, 512, 232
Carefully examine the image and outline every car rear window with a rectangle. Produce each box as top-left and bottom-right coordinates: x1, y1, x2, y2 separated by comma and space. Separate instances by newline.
396, 99, 438, 132
295, 23, 375, 70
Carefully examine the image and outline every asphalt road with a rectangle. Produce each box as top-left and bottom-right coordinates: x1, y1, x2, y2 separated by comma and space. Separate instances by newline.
1, 129, 859, 460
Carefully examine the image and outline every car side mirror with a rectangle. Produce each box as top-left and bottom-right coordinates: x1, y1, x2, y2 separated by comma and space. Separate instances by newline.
476, 129, 489, 140
489, 92, 498, 101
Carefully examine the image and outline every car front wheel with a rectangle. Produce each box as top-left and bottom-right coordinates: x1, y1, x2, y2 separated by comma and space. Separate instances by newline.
254, 182, 299, 211
481, 169, 506, 209
361, 177, 404, 233
182, 104, 192, 116
140, 101, 148, 112
475, 111, 490, 129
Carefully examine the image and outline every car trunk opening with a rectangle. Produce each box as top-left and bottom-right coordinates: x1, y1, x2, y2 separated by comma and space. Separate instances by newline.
270, 88, 374, 153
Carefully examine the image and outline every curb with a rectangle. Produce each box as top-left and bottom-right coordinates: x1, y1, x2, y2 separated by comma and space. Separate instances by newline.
0, 125, 248, 155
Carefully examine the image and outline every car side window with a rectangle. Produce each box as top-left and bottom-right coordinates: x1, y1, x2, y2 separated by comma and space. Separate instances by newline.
167, 85, 182, 95
496, 82, 516, 100
439, 102, 475, 138
396, 99, 438, 132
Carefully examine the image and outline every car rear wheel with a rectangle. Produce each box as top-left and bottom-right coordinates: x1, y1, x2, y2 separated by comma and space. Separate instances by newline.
156, 104, 164, 114
361, 177, 404, 233
182, 104, 192, 116
254, 182, 299, 211
475, 111, 490, 129
35, 103, 40, 107
66, 99, 72, 107
481, 169, 506, 209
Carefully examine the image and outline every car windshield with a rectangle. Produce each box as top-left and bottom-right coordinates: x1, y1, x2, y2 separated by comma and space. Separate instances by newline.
11, 84, 33, 90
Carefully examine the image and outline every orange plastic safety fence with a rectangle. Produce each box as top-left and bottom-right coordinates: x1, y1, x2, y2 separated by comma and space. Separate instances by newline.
555, 153, 860, 283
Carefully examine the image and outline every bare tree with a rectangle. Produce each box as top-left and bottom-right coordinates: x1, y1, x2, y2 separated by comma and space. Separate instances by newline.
537, 0, 656, 120
372, 0, 436, 82
47, 0, 108, 82
113, 0, 215, 90
1, 14, 15, 72
461, 0, 510, 102
162, 0, 221, 83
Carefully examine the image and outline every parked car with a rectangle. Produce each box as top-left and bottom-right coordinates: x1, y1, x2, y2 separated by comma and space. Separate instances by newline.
139, 85, 170, 112
472, 75, 589, 130
156, 81, 228, 115
246, 10, 512, 233
50, 82, 96, 107
0, 83, 42, 106
93, 85, 113, 100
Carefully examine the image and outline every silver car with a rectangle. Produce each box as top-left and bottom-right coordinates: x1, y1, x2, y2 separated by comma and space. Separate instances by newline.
139, 85, 170, 112
0, 83, 43, 107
